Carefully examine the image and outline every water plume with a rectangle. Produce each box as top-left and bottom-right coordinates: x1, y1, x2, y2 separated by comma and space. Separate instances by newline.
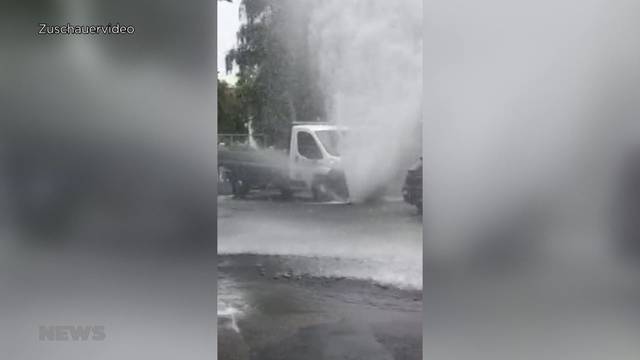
309, 0, 423, 202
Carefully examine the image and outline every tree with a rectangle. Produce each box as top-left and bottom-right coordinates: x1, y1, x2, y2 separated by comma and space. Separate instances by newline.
224, 0, 325, 149
217, 79, 247, 134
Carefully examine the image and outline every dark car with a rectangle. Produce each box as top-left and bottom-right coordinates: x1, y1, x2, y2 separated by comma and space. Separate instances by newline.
402, 157, 422, 212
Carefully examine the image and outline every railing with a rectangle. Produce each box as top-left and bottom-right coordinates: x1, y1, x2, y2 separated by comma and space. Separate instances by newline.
217, 133, 268, 146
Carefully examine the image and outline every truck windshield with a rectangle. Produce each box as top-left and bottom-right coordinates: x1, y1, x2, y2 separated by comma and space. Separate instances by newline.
315, 130, 344, 156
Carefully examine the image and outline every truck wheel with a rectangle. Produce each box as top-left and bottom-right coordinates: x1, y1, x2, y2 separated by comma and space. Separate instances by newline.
328, 171, 349, 201
218, 166, 234, 195
311, 177, 329, 202
280, 187, 293, 200
232, 179, 250, 198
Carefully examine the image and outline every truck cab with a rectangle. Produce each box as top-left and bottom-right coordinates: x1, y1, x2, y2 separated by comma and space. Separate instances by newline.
288, 123, 348, 200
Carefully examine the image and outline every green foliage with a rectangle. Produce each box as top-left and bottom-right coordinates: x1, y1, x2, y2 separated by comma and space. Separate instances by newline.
217, 79, 247, 134
223, 0, 325, 149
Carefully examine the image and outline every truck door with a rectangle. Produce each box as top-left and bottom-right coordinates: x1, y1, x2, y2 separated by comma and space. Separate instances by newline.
291, 130, 323, 186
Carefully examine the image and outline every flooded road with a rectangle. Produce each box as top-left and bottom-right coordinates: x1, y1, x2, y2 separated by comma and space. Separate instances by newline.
218, 194, 422, 289
217, 193, 423, 360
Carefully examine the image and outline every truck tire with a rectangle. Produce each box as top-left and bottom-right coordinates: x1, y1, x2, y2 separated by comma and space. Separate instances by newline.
218, 166, 234, 195
328, 170, 350, 201
311, 176, 330, 202
312, 172, 349, 202
280, 187, 293, 200
231, 178, 250, 198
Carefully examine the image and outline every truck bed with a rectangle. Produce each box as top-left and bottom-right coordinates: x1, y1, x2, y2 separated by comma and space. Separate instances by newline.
218, 146, 291, 192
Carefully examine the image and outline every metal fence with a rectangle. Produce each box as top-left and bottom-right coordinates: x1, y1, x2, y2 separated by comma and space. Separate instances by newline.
217, 133, 268, 147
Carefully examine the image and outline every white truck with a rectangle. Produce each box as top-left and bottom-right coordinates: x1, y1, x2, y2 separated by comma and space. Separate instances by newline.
218, 123, 349, 201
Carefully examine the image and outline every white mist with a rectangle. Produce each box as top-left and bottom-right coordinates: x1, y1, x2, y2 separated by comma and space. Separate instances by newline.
309, 0, 423, 202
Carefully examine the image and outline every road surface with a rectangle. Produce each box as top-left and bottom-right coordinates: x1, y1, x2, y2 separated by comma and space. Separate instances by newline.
217, 192, 423, 360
